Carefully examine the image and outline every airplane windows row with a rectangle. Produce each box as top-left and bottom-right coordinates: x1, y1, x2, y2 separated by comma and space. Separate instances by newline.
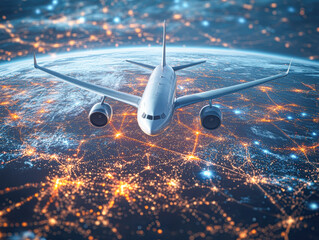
142, 112, 166, 120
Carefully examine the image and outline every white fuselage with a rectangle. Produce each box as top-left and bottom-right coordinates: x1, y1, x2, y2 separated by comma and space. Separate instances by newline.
137, 65, 176, 136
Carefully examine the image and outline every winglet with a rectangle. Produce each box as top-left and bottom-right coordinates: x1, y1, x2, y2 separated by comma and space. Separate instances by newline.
286, 59, 292, 75
33, 52, 38, 68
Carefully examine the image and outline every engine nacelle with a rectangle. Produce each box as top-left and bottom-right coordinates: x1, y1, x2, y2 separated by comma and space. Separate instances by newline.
199, 105, 222, 130
89, 103, 113, 127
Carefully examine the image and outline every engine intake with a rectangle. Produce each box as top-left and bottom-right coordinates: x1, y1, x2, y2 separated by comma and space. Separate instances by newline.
200, 105, 222, 130
89, 103, 113, 127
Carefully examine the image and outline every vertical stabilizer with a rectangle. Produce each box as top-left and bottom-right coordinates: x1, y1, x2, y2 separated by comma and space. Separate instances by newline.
162, 20, 166, 67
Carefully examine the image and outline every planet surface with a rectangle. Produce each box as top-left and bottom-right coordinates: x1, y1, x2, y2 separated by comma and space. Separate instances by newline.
0, 47, 318, 240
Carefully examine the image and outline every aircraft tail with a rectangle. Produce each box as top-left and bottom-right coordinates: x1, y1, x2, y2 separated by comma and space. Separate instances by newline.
162, 20, 166, 67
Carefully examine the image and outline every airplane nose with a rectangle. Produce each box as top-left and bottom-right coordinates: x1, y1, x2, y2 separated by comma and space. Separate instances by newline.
149, 128, 160, 136
142, 121, 161, 136
143, 125, 152, 135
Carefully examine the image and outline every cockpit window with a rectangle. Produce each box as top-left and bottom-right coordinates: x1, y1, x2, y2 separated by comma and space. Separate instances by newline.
144, 113, 165, 120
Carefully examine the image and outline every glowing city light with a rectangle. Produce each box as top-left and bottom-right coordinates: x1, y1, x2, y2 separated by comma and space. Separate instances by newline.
168, 179, 179, 188
308, 202, 319, 210
286, 216, 295, 225
113, 17, 121, 23
78, 17, 86, 24
201, 170, 213, 178
287, 6, 296, 13
115, 132, 122, 138
238, 17, 246, 24
202, 20, 209, 27
47, 5, 53, 11
186, 155, 199, 161
182, 2, 189, 8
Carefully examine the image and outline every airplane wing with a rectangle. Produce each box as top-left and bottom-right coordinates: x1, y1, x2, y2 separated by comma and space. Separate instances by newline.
175, 61, 292, 109
34, 54, 141, 108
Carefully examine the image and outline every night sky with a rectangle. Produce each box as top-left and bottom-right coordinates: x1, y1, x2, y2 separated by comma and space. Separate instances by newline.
0, 0, 318, 62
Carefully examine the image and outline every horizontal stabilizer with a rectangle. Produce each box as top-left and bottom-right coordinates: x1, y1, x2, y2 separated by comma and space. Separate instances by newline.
172, 60, 206, 71
126, 60, 155, 70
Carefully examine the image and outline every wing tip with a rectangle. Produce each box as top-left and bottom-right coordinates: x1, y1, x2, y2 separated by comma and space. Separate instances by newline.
33, 52, 38, 68
286, 59, 293, 75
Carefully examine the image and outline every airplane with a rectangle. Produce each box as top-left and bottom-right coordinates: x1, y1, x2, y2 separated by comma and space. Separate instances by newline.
33, 20, 291, 136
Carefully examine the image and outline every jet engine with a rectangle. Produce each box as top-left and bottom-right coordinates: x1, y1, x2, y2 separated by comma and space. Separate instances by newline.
199, 105, 222, 130
89, 103, 113, 127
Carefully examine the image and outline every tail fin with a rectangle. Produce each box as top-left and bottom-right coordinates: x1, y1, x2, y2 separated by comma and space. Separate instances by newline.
162, 20, 166, 67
